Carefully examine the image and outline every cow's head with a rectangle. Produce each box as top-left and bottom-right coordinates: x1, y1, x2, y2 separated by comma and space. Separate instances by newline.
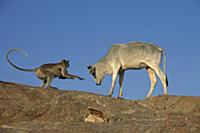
87, 65, 105, 85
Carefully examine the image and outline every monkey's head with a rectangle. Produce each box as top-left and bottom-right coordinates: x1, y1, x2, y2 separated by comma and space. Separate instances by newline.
62, 59, 70, 68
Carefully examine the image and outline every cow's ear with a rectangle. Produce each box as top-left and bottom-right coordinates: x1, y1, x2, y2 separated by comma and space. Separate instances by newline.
88, 66, 95, 74
87, 65, 92, 70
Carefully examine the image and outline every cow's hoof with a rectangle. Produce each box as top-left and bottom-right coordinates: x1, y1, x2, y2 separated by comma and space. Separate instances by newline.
108, 94, 112, 97
117, 97, 124, 100
145, 96, 151, 100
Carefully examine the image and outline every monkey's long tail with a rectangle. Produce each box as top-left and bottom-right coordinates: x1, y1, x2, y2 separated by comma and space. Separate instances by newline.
6, 48, 36, 72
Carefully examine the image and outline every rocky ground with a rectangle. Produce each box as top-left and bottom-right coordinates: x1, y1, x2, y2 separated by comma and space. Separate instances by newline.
0, 81, 200, 133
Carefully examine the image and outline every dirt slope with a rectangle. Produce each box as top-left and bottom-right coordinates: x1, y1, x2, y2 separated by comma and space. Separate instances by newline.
0, 81, 200, 133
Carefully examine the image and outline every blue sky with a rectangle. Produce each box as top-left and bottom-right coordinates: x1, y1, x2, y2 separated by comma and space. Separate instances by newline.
0, 0, 200, 99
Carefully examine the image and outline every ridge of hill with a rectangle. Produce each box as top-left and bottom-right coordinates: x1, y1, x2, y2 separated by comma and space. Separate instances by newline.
0, 81, 200, 133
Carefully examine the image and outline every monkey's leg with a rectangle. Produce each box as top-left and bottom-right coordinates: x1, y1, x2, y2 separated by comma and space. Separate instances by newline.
40, 82, 45, 88
40, 79, 47, 88
44, 76, 54, 89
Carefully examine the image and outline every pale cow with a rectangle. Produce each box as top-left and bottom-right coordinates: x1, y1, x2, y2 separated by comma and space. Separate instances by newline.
87, 42, 168, 98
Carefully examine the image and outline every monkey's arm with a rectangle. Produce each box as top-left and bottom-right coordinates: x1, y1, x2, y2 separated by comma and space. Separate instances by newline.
60, 68, 84, 80
59, 73, 84, 80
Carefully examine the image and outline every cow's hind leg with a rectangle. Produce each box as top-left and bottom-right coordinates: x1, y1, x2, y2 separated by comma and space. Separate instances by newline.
118, 70, 125, 98
154, 66, 168, 96
146, 67, 157, 98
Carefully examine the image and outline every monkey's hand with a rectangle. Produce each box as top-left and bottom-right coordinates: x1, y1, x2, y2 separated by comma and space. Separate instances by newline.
78, 76, 85, 80
59, 76, 67, 79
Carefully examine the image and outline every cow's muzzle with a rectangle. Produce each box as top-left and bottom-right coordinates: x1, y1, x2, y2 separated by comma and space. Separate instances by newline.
96, 83, 101, 86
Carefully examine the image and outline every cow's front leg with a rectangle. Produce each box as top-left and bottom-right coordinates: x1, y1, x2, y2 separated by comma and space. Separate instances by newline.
108, 71, 118, 97
118, 70, 125, 98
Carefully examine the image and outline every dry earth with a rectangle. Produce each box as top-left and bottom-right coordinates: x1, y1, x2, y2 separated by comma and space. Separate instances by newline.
0, 81, 200, 133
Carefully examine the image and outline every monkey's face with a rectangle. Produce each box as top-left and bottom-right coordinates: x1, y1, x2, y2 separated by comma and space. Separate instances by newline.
62, 59, 70, 68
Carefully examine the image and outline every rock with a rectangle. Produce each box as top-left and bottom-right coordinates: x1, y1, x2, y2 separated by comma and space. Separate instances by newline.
0, 81, 200, 133
84, 107, 104, 123
84, 114, 104, 123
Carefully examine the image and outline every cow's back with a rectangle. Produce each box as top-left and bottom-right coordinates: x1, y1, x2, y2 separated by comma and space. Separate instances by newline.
118, 42, 162, 69
101, 42, 162, 69
126, 42, 161, 54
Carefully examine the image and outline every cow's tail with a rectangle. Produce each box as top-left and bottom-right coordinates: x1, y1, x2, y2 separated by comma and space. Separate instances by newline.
162, 48, 168, 86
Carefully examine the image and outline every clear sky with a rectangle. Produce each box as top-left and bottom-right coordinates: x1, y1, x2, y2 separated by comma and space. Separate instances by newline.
0, 0, 200, 99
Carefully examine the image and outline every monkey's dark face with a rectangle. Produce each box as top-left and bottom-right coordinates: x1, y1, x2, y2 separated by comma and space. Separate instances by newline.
62, 59, 70, 68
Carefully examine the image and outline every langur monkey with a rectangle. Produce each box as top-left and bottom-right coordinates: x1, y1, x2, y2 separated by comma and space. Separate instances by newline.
6, 48, 84, 88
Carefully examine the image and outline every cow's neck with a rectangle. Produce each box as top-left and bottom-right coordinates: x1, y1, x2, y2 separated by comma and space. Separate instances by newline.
96, 58, 112, 74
